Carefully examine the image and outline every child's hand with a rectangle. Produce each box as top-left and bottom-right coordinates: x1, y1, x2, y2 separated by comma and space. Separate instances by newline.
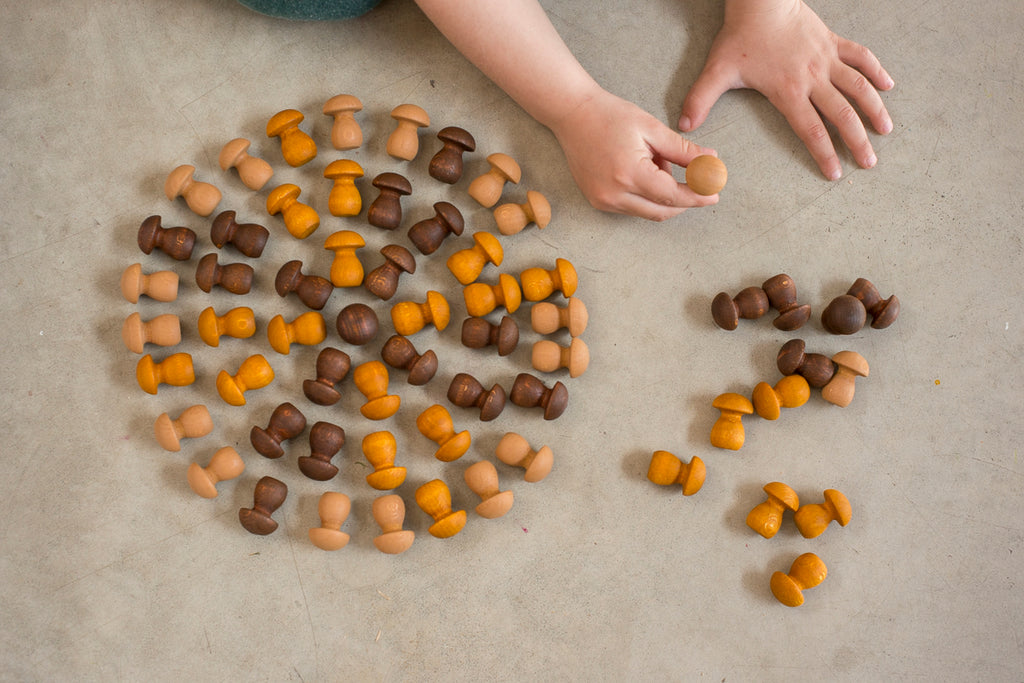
550, 88, 719, 221
679, 0, 894, 180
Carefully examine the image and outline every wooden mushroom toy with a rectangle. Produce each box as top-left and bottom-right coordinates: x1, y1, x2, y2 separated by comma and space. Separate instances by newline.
520, 258, 577, 301
446, 231, 503, 285
429, 126, 476, 183
494, 190, 551, 235
308, 492, 351, 551
391, 290, 450, 336
210, 210, 269, 258
336, 302, 379, 346
120, 263, 178, 303
711, 286, 768, 331
762, 273, 811, 331
771, 553, 827, 607
216, 354, 274, 406
751, 374, 811, 420
468, 152, 521, 207
267, 311, 327, 355
777, 339, 836, 388
847, 277, 900, 329
363, 431, 406, 490
495, 432, 553, 482
137, 216, 196, 261
710, 393, 753, 450
461, 315, 519, 356
218, 138, 273, 191
323, 94, 363, 150
794, 489, 852, 538
154, 404, 213, 452
165, 164, 221, 217
197, 306, 256, 347
187, 446, 244, 499
136, 353, 194, 395
324, 230, 365, 287
416, 404, 471, 462
250, 402, 307, 459
415, 479, 467, 538
302, 347, 351, 406
239, 476, 287, 535
266, 109, 316, 167
324, 159, 364, 217
372, 494, 415, 554
447, 373, 506, 421
464, 461, 514, 519
646, 451, 705, 496
122, 312, 181, 353
386, 103, 430, 161
353, 360, 401, 420
298, 421, 346, 481
364, 244, 416, 301
821, 350, 869, 407
267, 183, 320, 240
275, 259, 334, 310
463, 274, 522, 317
380, 335, 438, 386
407, 201, 464, 255
509, 373, 569, 420
530, 296, 588, 337
195, 253, 253, 295
745, 482, 799, 539
685, 155, 727, 196
367, 172, 413, 230
531, 337, 589, 378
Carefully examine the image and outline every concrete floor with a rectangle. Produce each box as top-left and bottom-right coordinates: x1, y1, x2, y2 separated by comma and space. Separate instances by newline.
2, 0, 1022, 680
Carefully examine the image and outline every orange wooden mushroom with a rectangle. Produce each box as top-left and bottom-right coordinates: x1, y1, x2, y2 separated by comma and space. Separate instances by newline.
266, 109, 317, 167
323, 94, 363, 150
646, 450, 706, 496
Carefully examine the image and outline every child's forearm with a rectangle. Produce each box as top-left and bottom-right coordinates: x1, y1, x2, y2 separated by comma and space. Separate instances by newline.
413, 0, 601, 129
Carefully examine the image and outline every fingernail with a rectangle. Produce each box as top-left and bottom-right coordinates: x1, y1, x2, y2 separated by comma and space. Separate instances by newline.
885, 76, 895, 89
880, 118, 893, 134
678, 116, 692, 131
829, 168, 842, 181
865, 154, 878, 168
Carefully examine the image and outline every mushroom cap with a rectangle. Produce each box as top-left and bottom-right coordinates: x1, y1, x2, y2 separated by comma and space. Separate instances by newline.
712, 392, 754, 415
485, 152, 522, 183
822, 294, 867, 334
472, 231, 504, 266
324, 158, 364, 180
390, 103, 430, 128
164, 164, 196, 200
380, 244, 416, 274
267, 109, 305, 137
751, 381, 783, 420
871, 295, 901, 329
436, 125, 476, 151
776, 374, 811, 408
565, 297, 589, 337
218, 138, 252, 170
424, 290, 451, 331
832, 350, 869, 377
266, 183, 302, 214
323, 229, 365, 252
681, 455, 706, 496
823, 489, 852, 525
553, 258, 578, 297
525, 190, 552, 228
323, 93, 363, 116
566, 337, 590, 378
497, 273, 522, 313
776, 338, 807, 375
433, 201, 465, 235
372, 171, 412, 196
763, 481, 800, 511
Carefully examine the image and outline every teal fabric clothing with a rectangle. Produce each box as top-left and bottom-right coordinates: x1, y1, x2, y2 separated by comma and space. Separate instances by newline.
238, 0, 382, 20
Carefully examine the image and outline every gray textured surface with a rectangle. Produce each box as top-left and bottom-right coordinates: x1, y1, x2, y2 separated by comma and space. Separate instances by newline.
2, 1, 1022, 680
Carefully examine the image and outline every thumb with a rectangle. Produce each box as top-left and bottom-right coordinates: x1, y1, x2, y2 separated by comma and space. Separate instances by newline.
679, 61, 735, 132
646, 119, 714, 169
